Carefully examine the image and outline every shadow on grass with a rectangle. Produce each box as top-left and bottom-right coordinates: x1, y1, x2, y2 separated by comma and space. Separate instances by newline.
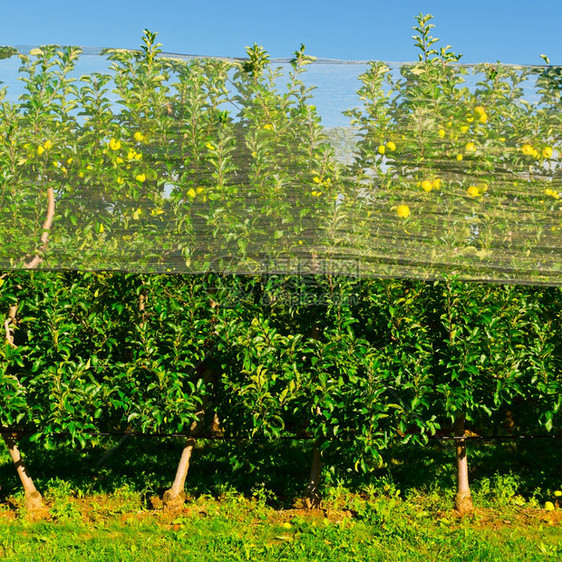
1, 435, 560, 508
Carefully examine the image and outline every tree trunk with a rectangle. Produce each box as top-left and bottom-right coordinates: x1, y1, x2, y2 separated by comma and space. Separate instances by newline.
3, 303, 43, 511
304, 446, 322, 509
2, 433, 43, 511
162, 436, 196, 513
1, 187, 55, 510
453, 414, 473, 514
162, 366, 218, 512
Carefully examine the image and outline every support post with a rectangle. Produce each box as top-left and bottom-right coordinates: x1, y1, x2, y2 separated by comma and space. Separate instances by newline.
453, 414, 473, 514
304, 446, 322, 509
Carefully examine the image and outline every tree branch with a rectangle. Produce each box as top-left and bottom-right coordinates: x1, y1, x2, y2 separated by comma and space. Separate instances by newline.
4, 304, 17, 348
24, 187, 55, 270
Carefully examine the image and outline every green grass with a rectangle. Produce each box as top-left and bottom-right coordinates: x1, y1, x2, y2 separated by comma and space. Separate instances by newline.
1, 438, 561, 560
1, 490, 560, 561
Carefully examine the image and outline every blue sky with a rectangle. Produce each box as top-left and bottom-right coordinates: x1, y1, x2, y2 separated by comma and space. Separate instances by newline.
1, 0, 561, 64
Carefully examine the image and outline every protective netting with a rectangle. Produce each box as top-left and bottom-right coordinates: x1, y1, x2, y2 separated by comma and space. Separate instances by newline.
0, 42, 560, 284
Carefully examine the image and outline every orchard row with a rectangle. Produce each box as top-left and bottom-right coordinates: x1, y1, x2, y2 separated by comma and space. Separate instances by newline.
1, 271, 560, 511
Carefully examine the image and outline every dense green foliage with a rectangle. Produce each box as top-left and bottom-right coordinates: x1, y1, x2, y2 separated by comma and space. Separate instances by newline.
1, 272, 560, 467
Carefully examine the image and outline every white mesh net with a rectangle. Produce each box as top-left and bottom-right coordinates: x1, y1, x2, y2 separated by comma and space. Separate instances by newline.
0, 42, 560, 284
